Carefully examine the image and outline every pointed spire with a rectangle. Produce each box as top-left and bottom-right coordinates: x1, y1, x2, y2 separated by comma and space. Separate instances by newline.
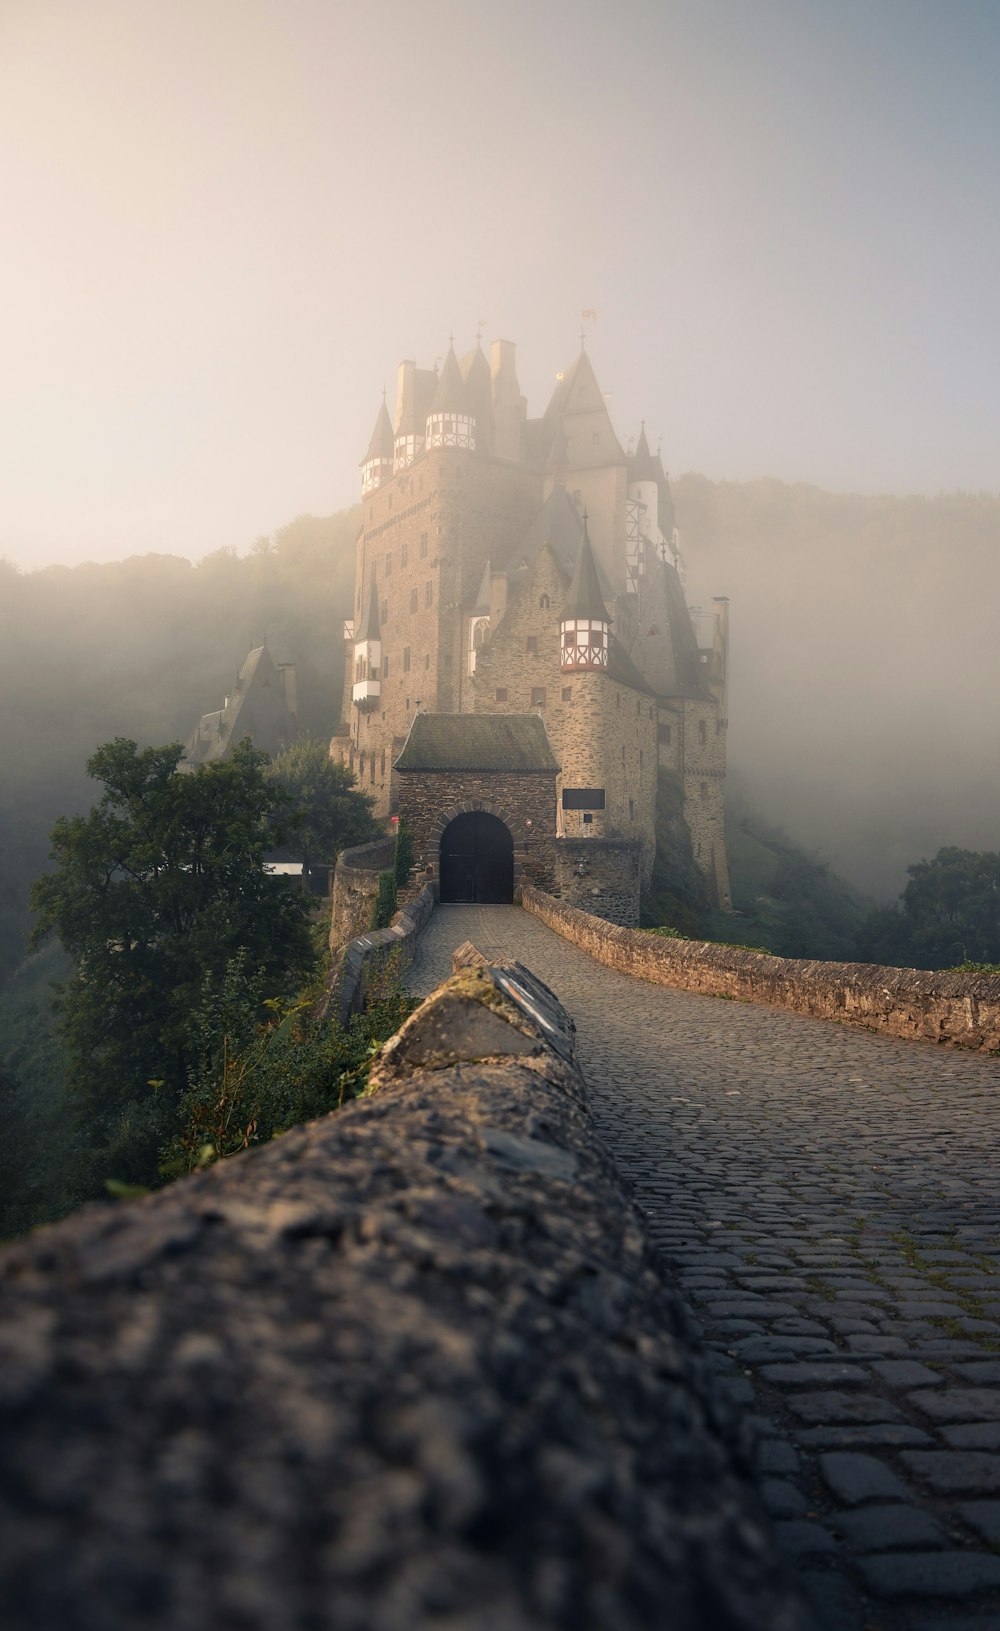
357, 569, 381, 643
429, 341, 468, 415
563, 512, 609, 623
629, 420, 661, 482
362, 396, 394, 465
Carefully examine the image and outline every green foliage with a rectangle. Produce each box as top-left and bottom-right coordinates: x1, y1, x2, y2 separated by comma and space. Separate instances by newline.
0, 509, 359, 991
953, 960, 1000, 974
857, 848, 1000, 970
30, 738, 315, 1188
268, 735, 379, 872
713, 801, 870, 960
162, 953, 415, 1177
393, 816, 415, 890
644, 924, 683, 939
371, 870, 397, 930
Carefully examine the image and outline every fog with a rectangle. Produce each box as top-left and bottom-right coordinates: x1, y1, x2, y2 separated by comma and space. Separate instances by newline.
679, 480, 1000, 898
1, 0, 998, 912
2, 0, 998, 568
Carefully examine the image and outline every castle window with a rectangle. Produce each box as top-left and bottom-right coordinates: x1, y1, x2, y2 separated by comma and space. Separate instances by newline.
370, 757, 375, 784
403, 647, 411, 673
400, 542, 408, 567
531, 687, 546, 707
359, 752, 365, 776
698, 719, 707, 745
629, 798, 635, 820
410, 588, 418, 612
539, 594, 550, 609
384, 552, 392, 576
639, 751, 644, 769
496, 687, 508, 702
420, 533, 428, 558
526, 635, 538, 654
383, 654, 389, 677
561, 686, 572, 701
658, 723, 672, 745
583, 812, 593, 825
616, 693, 620, 709
700, 781, 708, 800
424, 653, 430, 669
425, 582, 433, 608
381, 750, 386, 774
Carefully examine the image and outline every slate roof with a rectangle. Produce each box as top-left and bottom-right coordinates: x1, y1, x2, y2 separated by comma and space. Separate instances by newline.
629, 424, 660, 483
362, 398, 394, 464
429, 345, 467, 415
183, 645, 298, 767
630, 557, 711, 700
563, 517, 609, 622
394, 713, 559, 773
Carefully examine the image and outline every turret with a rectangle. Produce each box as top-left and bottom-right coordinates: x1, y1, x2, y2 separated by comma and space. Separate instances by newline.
490, 338, 526, 462
425, 341, 476, 451
394, 360, 431, 471
560, 514, 610, 671
361, 396, 394, 494
352, 572, 382, 709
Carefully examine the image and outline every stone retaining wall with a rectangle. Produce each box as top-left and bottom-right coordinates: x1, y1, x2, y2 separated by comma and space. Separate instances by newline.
523, 885, 1000, 1053
0, 960, 813, 1631
329, 880, 436, 1024
329, 835, 396, 949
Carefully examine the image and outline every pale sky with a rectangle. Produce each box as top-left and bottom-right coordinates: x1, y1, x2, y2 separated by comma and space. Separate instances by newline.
2, 0, 998, 569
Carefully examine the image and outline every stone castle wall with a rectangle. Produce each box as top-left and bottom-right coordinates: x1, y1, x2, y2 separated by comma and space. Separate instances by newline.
553, 838, 641, 925
329, 835, 396, 949
523, 885, 1000, 1052
396, 767, 558, 896
347, 448, 542, 814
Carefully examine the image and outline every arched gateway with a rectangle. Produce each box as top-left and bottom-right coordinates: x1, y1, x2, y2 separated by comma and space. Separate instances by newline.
439, 811, 514, 904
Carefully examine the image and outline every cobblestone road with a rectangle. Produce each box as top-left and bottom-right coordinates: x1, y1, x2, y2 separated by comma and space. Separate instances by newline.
408, 905, 1000, 1631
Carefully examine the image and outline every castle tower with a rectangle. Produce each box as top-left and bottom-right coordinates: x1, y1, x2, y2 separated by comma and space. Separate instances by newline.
352, 571, 382, 709
425, 341, 476, 451
460, 343, 494, 454
560, 516, 610, 671
490, 339, 526, 463
393, 360, 435, 471
361, 396, 394, 495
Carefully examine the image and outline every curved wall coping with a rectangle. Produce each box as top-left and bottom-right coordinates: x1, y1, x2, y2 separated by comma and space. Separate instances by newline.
331, 879, 437, 1023
523, 885, 1000, 1053
333, 834, 396, 877
0, 958, 811, 1631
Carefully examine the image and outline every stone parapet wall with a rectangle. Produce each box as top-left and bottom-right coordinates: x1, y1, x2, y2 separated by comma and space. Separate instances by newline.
523, 885, 1000, 1053
330, 880, 436, 1024
553, 836, 641, 925
329, 835, 396, 950
0, 961, 812, 1631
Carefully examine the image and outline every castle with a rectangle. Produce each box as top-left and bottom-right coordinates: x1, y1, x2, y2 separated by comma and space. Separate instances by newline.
330, 336, 730, 924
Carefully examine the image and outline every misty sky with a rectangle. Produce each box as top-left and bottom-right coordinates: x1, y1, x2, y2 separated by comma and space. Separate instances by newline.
2, 0, 998, 570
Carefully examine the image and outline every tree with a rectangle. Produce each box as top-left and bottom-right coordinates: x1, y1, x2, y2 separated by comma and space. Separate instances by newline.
857, 847, 1000, 969
31, 738, 315, 1185
268, 736, 379, 875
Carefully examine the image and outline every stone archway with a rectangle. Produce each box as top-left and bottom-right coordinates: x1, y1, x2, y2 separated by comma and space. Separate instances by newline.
439, 811, 514, 904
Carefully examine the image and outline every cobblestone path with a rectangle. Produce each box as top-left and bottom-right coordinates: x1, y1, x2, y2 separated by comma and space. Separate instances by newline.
408, 905, 1000, 1631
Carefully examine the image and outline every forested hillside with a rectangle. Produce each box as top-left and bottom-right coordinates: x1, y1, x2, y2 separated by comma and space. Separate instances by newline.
2, 478, 997, 989
0, 511, 358, 984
